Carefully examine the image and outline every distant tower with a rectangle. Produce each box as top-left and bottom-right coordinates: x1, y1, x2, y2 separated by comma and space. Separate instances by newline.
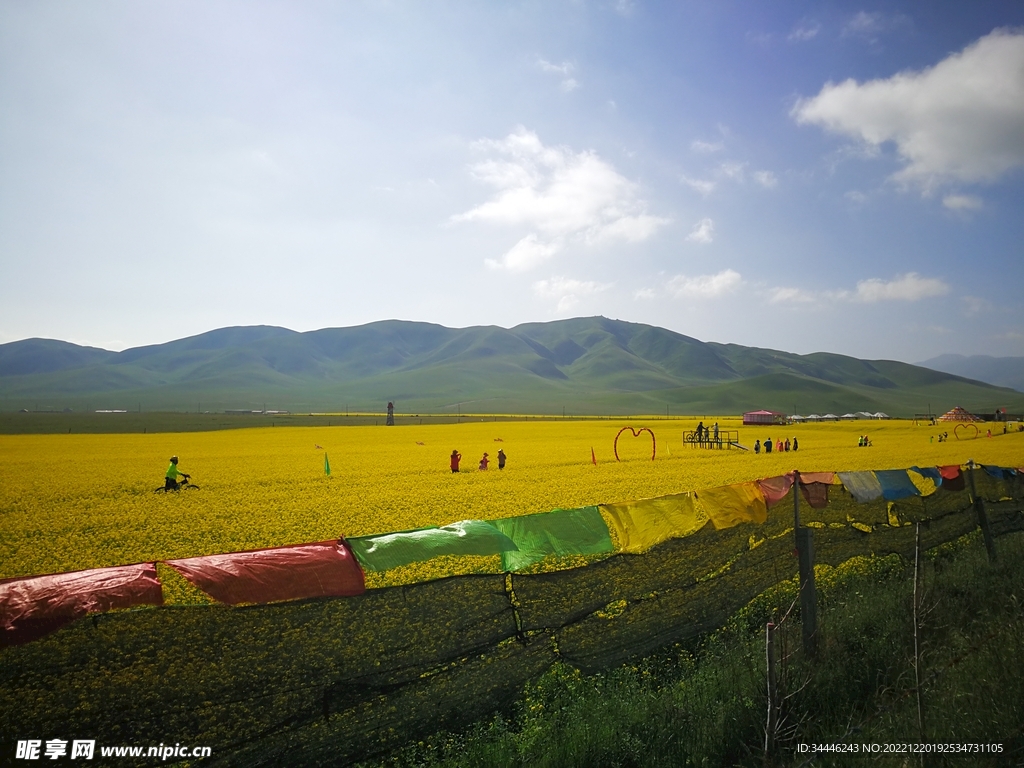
386, 401, 395, 426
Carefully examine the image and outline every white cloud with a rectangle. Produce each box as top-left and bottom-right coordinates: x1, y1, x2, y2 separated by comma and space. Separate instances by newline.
853, 272, 950, 302
453, 128, 669, 270
768, 272, 950, 306
533, 276, 611, 313
682, 163, 776, 194
769, 286, 817, 304
841, 11, 910, 42
943, 194, 983, 211
667, 269, 741, 298
613, 0, 636, 17
793, 29, 1024, 191
962, 295, 992, 315
633, 287, 656, 300
691, 139, 724, 153
681, 175, 716, 196
719, 161, 746, 180
686, 218, 714, 243
485, 234, 561, 272
537, 58, 579, 91
789, 22, 820, 42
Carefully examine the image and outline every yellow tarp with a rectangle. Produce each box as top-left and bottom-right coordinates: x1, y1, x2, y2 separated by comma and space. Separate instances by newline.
697, 482, 768, 530
600, 493, 705, 554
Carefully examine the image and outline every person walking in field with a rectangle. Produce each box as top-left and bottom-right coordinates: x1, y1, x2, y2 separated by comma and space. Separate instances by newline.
764, 436, 772, 454
754, 439, 761, 454
450, 450, 462, 473
497, 449, 506, 469
792, 437, 798, 452
479, 452, 490, 470
164, 456, 189, 491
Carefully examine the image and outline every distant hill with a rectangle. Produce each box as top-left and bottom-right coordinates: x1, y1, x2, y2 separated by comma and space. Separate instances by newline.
917, 354, 1024, 394
2, 317, 1021, 417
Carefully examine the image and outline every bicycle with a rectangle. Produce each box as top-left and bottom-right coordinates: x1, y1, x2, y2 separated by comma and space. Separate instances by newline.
155, 474, 200, 492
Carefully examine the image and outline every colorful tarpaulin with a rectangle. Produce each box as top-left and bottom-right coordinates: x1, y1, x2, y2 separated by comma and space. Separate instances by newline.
697, 482, 768, 530
798, 472, 834, 509
600, 493, 705, 554
348, 520, 518, 572
838, 471, 884, 503
757, 474, 795, 508
938, 465, 965, 492
908, 467, 941, 496
874, 470, 922, 501
492, 506, 613, 571
166, 540, 365, 605
0, 563, 163, 647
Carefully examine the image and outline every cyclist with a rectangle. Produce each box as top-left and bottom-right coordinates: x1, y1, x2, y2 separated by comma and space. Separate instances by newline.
164, 456, 190, 491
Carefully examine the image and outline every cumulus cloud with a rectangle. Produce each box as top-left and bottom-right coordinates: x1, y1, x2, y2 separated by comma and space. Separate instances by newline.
667, 269, 742, 298
769, 286, 817, 304
691, 139, 724, 153
841, 11, 910, 42
633, 287, 656, 300
770, 272, 950, 305
682, 162, 777, 195
853, 272, 950, 302
962, 295, 992, 316
793, 29, 1024, 191
453, 128, 669, 271
789, 22, 820, 42
537, 58, 579, 91
681, 176, 716, 196
533, 276, 611, 313
943, 194, 983, 211
686, 218, 714, 243
484, 234, 560, 271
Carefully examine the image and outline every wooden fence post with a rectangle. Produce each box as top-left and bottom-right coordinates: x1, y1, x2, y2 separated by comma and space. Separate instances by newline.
793, 471, 818, 657
765, 621, 778, 757
966, 459, 997, 563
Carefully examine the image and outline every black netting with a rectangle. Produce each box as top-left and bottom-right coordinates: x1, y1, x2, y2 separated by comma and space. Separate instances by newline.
2, 485, 1021, 767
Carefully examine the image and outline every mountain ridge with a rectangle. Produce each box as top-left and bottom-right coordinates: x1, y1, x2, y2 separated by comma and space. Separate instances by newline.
2, 317, 1021, 416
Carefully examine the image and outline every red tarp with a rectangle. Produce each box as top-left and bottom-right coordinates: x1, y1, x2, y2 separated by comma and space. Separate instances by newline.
799, 472, 834, 509
938, 465, 966, 492
166, 539, 365, 605
0, 563, 164, 647
757, 474, 795, 508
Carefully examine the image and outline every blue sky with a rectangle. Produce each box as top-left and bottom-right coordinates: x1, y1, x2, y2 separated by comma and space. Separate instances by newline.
2, 1, 1023, 362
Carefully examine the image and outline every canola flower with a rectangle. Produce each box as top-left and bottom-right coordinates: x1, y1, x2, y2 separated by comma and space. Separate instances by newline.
1, 418, 1021, 588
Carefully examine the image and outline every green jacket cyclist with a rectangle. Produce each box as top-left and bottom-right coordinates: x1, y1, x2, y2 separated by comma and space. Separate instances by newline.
164, 456, 190, 491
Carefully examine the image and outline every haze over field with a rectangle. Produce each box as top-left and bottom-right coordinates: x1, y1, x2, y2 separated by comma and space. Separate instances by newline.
2, 2, 1023, 362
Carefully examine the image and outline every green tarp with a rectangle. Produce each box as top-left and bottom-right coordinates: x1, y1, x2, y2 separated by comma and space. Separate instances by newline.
348, 520, 518, 572
492, 506, 614, 571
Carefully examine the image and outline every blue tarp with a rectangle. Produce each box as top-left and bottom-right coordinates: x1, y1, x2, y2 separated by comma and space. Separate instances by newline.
837, 471, 883, 503
874, 470, 922, 501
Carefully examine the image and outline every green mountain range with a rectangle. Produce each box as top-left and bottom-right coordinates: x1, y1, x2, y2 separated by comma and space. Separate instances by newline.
1, 317, 1021, 417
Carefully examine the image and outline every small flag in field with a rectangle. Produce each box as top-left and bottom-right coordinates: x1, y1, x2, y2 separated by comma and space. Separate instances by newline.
324, 453, 331, 476
591, 447, 597, 465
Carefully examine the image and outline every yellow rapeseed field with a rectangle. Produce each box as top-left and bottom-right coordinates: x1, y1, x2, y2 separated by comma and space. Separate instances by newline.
1, 417, 1021, 586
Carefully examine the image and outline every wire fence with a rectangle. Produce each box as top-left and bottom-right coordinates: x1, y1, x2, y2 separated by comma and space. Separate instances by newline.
1, 470, 1022, 766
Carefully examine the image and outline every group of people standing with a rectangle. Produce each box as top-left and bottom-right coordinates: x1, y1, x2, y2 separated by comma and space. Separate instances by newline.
754, 437, 797, 454
694, 421, 720, 447
450, 448, 506, 472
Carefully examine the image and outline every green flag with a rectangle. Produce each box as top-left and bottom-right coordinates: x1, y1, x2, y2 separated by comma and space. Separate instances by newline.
324, 452, 331, 476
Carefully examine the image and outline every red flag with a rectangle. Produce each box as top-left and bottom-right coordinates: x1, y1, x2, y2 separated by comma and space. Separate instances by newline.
591, 447, 597, 465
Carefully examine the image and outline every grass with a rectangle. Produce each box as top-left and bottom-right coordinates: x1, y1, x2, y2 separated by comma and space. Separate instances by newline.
369, 529, 1024, 767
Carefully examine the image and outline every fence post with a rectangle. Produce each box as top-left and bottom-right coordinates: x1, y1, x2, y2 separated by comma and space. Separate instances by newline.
966, 459, 997, 563
765, 621, 778, 757
793, 471, 818, 657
